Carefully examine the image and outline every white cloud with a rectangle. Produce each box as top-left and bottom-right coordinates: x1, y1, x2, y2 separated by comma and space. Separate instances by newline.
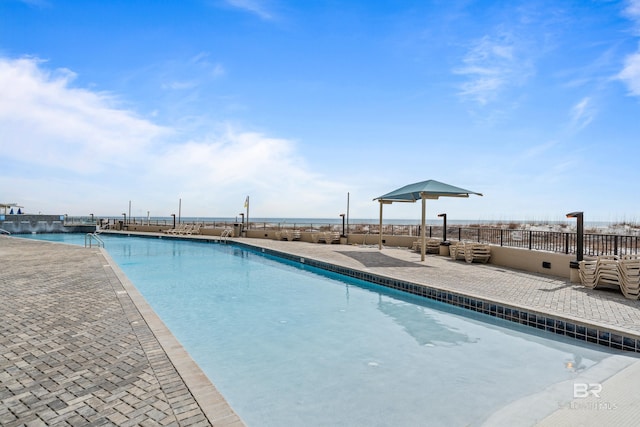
211, 63, 226, 78
523, 140, 559, 159
162, 80, 199, 90
618, 49, 640, 96
224, 0, 274, 20
569, 97, 595, 130
454, 34, 531, 105
189, 52, 226, 78
624, 0, 640, 22
618, 1, 640, 96
17, 0, 50, 7
0, 57, 167, 174
0, 56, 350, 217
155, 54, 225, 93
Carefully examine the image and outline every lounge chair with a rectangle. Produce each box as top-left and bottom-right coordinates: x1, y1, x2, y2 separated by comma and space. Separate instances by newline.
465, 244, 491, 263
185, 224, 201, 235
578, 256, 620, 291
177, 224, 194, 235
412, 239, 440, 254
619, 255, 640, 299
164, 223, 187, 235
578, 259, 598, 288
279, 230, 301, 241
450, 241, 468, 261
595, 256, 621, 290
313, 231, 340, 244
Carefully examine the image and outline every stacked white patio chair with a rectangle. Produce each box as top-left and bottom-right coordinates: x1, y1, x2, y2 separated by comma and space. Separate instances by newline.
450, 241, 467, 261
465, 243, 491, 264
619, 255, 640, 299
412, 239, 440, 254
164, 223, 188, 235
276, 230, 300, 240
578, 255, 621, 292
312, 231, 339, 244
185, 224, 201, 235
578, 259, 598, 288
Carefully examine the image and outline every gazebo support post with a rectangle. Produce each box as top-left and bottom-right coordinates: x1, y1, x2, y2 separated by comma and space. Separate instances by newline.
379, 200, 384, 250
420, 193, 426, 261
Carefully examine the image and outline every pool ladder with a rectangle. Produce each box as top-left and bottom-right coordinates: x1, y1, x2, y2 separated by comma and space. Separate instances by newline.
220, 228, 232, 243
85, 232, 105, 248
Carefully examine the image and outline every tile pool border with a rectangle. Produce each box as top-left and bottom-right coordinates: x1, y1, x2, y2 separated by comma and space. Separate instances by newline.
230, 241, 640, 354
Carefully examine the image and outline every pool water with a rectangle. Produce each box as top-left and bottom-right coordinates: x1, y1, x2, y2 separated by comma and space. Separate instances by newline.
18, 234, 638, 426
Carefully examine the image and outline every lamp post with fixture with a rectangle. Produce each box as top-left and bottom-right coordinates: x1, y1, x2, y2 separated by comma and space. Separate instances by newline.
566, 211, 584, 283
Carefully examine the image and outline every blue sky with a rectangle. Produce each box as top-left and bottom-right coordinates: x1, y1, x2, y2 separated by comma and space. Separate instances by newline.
1, 0, 640, 222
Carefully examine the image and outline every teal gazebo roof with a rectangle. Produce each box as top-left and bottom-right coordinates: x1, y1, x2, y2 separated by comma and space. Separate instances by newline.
374, 179, 483, 202
373, 179, 483, 261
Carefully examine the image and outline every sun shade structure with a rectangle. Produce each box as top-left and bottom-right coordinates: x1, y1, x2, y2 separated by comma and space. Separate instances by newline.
374, 180, 483, 261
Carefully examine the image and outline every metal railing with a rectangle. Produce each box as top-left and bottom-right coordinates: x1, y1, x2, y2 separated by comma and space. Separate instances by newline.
85, 232, 105, 248
422, 227, 640, 257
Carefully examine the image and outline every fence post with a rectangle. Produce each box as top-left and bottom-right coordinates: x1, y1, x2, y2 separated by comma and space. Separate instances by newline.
528, 231, 533, 250
614, 235, 618, 256
500, 229, 503, 246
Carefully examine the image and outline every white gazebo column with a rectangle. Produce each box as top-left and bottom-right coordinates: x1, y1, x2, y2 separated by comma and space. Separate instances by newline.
378, 200, 384, 250
420, 193, 426, 261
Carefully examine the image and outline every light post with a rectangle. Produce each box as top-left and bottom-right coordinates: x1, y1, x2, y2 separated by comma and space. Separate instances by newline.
437, 213, 447, 241
566, 211, 584, 265
339, 213, 346, 237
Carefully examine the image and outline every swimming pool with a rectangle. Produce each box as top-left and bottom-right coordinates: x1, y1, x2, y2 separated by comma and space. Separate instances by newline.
19, 234, 638, 426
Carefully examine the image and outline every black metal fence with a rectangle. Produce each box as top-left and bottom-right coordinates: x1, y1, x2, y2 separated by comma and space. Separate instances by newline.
418, 226, 640, 257
383, 225, 640, 257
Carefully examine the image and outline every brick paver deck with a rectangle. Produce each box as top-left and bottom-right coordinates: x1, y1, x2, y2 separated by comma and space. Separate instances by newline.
2, 232, 640, 426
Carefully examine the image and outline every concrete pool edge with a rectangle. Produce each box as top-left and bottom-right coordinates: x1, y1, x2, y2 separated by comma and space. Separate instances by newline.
99, 248, 246, 427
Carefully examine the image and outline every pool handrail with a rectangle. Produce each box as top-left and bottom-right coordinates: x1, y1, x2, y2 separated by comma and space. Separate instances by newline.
85, 232, 105, 248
